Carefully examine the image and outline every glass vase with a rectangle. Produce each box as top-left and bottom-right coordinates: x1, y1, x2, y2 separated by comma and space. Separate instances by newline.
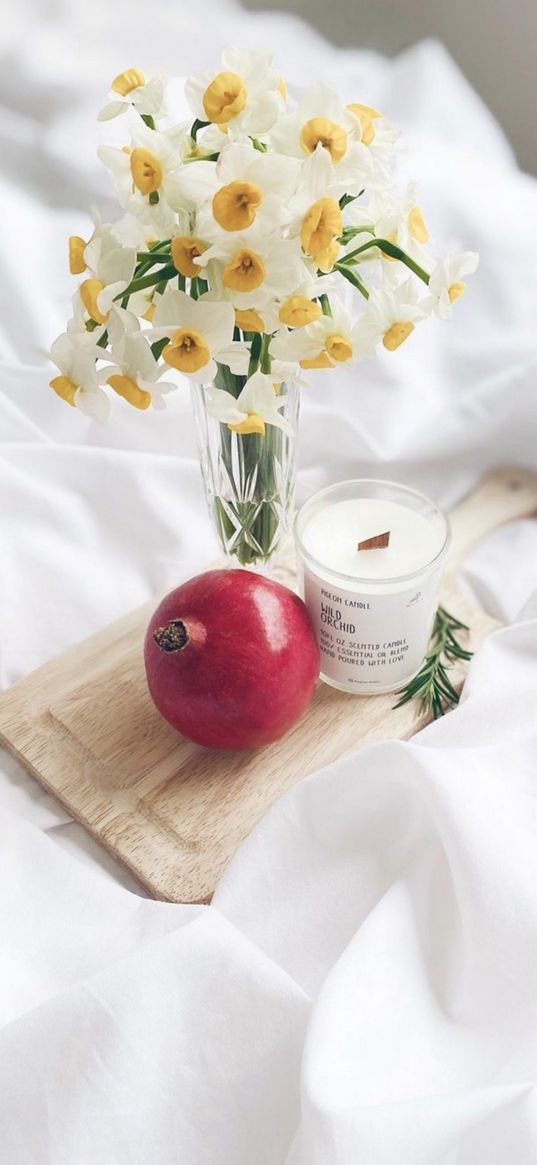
191, 378, 300, 570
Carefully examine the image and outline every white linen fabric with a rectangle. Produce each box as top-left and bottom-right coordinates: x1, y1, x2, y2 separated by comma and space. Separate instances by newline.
2, 1, 537, 1160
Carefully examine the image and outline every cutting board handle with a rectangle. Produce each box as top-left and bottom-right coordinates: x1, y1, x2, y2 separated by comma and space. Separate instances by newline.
447, 467, 537, 570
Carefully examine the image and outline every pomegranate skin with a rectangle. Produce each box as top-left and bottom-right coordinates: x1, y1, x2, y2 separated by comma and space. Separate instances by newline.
144, 569, 320, 749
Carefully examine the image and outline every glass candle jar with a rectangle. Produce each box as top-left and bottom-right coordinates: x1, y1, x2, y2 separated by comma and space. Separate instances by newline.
295, 479, 450, 695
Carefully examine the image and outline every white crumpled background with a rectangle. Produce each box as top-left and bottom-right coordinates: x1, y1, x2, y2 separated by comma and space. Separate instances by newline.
2, 1, 537, 1160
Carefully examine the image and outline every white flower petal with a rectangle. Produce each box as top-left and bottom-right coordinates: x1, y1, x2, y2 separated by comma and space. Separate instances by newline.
74, 386, 110, 424
97, 101, 128, 122
205, 387, 246, 424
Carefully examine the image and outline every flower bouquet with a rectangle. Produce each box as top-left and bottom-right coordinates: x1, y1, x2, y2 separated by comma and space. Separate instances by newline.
50, 49, 477, 568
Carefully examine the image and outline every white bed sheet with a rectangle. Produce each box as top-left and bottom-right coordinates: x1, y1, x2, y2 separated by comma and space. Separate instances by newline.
2, 1, 537, 1159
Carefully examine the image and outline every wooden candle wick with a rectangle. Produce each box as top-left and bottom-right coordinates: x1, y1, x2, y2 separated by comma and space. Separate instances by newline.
357, 530, 391, 551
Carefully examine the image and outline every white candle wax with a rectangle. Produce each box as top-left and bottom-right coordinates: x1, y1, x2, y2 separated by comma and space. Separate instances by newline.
295, 481, 450, 695
302, 498, 444, 583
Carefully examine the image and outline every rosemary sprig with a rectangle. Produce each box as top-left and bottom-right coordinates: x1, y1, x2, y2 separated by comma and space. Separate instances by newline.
393, 606, 473, 720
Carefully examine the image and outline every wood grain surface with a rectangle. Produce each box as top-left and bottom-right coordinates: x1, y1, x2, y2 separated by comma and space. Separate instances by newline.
1, 468, 536, 903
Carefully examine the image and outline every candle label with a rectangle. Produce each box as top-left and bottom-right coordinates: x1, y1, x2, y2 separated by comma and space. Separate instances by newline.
302, 567, 442, 691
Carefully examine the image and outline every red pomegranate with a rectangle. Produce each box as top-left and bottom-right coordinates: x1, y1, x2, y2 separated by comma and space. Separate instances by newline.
144, 569, 320, 749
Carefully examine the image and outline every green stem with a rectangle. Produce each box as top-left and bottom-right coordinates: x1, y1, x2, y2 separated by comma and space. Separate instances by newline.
184, 151, 220, 164
247, 332, 262, 376
260, 333, 271, 373
339, 225, 375, 243
319, 293, 332, 316
191, 118, 210, 141
342, 237, 430, 284
136, 251, 172, 263
141, 114, 156, 130
335, 262, 369, 299
117, 264, 177, 300
209, 364, 291, 566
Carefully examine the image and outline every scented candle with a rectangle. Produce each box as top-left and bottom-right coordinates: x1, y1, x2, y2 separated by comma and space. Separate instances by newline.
295, 480, 450, 694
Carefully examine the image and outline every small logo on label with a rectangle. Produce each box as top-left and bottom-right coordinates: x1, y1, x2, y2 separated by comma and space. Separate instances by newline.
406, 590, 423, 606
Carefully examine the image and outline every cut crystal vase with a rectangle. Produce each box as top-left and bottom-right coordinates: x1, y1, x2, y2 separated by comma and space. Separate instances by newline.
191, 379, 300, 570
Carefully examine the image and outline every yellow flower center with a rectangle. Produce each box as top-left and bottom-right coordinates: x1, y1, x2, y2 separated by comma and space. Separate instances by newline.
326, 333, 353, 363
69, 235, 86, 275
111, 68, 146, 96
107, 374, 151, 410
49, 375, 77, 406
212, 181, 264, 231
234, 308, 265, 333
382, 321, 415, 351
448, 282, 465, 303
300, 351, 333, 370
300, 197, 342, 258
315, 239, 341, 273
300, 117, 347, 163
278, 296, 322, 328
80, 278, 108, 324
278, 77, 287, 101
171, 236, 207, 278
203, 71, 247, 125
163, 328, 211, 374
408, 206, 429, 243
347, 103, 381, 146
228, 414, 266, 436
130, 148, 162, 196
143, 302, 156, 322
223, 249, 266, 292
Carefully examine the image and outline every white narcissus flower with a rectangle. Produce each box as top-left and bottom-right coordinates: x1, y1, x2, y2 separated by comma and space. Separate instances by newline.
352, 280, 429, 356
346, 103, 399, 185
185, 48, 284, 139
345, 183, 432, 268
273, 269, 336, 330
269, 83, 372, 196
196, 229, 305, 309
206, 371, 292, 435
49, 331, 110, 423
79, 228, 136, 318
150, 289, 235, 382
288, 147, 344, 272
271, 296, 361, 369
98, 69, 167, 122
98, 124, 189, 215
110, 212, 163, 250
177, 142, 300, 240
99, 332, 176, 410
425, 252, 479, 319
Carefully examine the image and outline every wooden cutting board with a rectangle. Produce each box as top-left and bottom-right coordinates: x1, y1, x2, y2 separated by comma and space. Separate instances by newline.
1, 468, 536, 903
